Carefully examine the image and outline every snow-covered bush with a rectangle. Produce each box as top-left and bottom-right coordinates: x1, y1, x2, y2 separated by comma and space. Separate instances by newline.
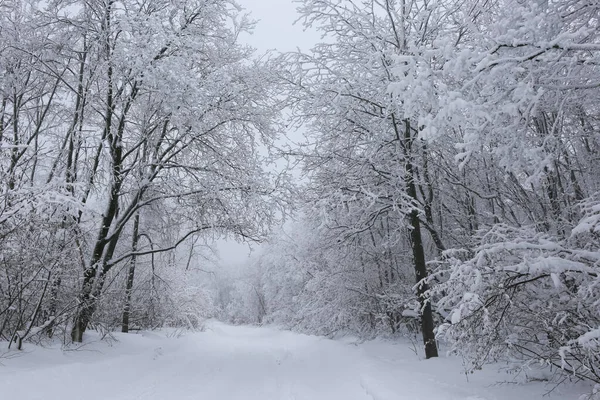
436, 195, 600, 383
0, 187, 83, 347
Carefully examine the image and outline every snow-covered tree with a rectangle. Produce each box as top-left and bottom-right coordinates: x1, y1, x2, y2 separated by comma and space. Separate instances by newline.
0, 0, 290, 344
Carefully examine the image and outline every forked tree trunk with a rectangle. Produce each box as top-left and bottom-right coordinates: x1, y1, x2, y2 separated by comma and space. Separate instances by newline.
71, 0, 122, 343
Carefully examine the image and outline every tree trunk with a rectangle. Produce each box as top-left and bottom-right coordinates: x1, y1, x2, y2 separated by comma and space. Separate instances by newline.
121, 213, 140, 333
402, 118, 438, 359
70, 267, 97, 342
407, 207, 439, 359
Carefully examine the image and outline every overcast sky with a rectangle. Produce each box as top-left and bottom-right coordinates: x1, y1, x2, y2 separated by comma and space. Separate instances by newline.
215, 0, 318, 267
236, 0, 320, 53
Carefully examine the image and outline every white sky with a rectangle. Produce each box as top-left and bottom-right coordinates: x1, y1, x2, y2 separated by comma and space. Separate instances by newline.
215, 0, 318, 267
236, 0, 320, 53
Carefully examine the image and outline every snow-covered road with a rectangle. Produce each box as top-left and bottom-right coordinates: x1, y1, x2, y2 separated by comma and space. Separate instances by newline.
0, 322, 589, 399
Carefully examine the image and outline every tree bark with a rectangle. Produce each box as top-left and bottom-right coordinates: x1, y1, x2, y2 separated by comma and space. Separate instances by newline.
121, 213, 140, 333
402, 118, 438, 359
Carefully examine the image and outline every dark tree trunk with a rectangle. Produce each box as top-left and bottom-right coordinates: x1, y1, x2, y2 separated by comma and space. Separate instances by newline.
122, 213, 140, 333
71, 267, 98, 342
401, 118, 438, 359
407, 206, 439, 359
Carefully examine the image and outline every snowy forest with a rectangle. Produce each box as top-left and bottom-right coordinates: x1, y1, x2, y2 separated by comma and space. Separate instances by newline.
1, 0, 600, 396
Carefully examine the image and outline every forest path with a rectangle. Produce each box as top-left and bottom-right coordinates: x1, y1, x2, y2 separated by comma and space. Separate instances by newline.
0, 322, 587, 399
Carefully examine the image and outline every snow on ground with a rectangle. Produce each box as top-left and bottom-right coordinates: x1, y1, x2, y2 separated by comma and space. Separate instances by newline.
0, 321, 592, 400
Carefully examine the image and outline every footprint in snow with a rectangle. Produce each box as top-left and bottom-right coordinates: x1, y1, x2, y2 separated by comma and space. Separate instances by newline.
152, 347, 163, 360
